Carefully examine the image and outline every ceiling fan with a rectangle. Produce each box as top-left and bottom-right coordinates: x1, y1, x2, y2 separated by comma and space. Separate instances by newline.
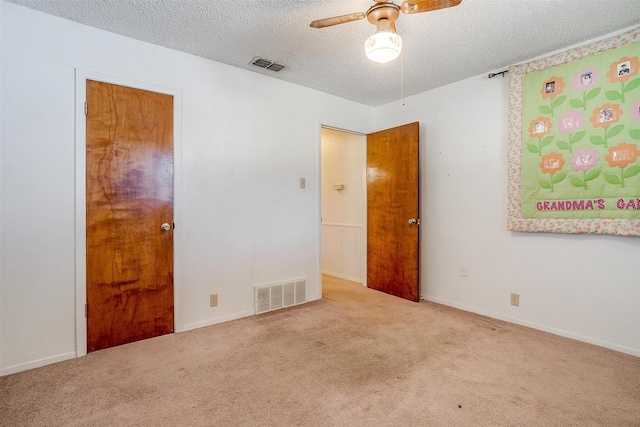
310, 0, 462, 63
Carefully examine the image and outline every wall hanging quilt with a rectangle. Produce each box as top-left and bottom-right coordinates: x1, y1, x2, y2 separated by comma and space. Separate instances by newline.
508, 27, 640, 236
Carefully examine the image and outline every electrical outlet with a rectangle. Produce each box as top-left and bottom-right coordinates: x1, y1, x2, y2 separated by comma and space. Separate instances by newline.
210, 294, 218, 307
460, 266, 468, 277
510, 293, 520, 307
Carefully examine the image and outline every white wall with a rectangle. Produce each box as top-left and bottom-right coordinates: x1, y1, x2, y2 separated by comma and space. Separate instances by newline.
320, 128, 366, 282
375, 65, 640, 356
0, 1, 373, 374
1, 2, 638, 375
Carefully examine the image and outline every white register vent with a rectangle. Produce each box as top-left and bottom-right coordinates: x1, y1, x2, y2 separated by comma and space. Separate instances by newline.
255, 278, 307, 314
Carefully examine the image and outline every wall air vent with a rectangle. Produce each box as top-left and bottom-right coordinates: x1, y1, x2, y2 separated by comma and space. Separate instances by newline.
250, 57, 286, 72
255, 278, 307, 315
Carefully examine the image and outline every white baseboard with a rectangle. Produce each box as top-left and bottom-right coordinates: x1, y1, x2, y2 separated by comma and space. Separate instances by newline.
422, 295, 640, 358
321, 270, 362, 284
1, 351, 77, 377
182, 310, 254, 332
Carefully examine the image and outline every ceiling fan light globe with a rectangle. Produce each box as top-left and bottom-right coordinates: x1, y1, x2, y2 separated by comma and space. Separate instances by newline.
364, 31, 402, 63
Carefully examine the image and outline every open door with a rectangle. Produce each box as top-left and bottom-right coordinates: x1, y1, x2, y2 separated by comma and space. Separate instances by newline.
367, 122, 420, 301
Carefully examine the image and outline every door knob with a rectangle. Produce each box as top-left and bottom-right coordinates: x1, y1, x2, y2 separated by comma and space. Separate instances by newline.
408, 218, 420, 225
161, 223, 171, 231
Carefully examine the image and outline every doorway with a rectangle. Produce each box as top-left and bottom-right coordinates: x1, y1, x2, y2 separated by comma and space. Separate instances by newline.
320, 128, 367, 285
320, 123, 420, 302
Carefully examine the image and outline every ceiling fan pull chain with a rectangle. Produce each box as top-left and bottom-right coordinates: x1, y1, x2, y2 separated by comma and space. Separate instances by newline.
401, 51, 405, 106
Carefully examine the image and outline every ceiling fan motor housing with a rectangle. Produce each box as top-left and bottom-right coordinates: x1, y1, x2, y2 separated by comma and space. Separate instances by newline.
366, 3, 401, 24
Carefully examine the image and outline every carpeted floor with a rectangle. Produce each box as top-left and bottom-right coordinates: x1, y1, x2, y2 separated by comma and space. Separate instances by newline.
1, 275, 639, 426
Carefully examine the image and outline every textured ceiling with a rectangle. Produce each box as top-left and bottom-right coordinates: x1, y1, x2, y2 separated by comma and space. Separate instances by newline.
8, 0, 640, 106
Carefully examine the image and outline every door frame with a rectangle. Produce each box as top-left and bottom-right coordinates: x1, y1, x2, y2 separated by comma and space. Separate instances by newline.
316, 120, 371, 293
74, 70, 183, 357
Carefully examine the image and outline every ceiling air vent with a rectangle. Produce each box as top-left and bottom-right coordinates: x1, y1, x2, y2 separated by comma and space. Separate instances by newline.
250, 57, 286, 72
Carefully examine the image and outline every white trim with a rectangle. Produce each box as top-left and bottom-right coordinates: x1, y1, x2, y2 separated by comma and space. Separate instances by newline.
321, 222, 364, 228
74, 70, 184, 357
182, 310, 254, 332
321, 271, 363, 284
0, 352, 76, 376
423, 296, 640, 358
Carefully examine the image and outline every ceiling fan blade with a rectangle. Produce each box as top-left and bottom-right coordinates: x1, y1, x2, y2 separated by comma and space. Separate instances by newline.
310, 12, 366, 28
400, 0, 462, 14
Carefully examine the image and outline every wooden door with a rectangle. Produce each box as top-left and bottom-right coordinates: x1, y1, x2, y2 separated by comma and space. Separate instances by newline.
86, 80, 174, 352
367, 122, 420, 301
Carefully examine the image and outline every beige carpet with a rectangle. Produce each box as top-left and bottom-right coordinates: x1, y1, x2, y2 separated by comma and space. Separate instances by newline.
1, 275, 639, 426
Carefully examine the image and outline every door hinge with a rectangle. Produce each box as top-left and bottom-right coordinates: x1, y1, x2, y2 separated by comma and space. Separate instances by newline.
84, 102, 87, 116
85, 303, 88, 317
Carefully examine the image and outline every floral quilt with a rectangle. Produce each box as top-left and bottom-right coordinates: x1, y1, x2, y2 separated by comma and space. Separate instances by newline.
508, 27, 640, 236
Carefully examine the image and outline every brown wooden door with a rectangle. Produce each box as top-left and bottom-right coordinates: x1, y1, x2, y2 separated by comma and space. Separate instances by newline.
86, 80, 174, 352
367, 122, 420, 301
